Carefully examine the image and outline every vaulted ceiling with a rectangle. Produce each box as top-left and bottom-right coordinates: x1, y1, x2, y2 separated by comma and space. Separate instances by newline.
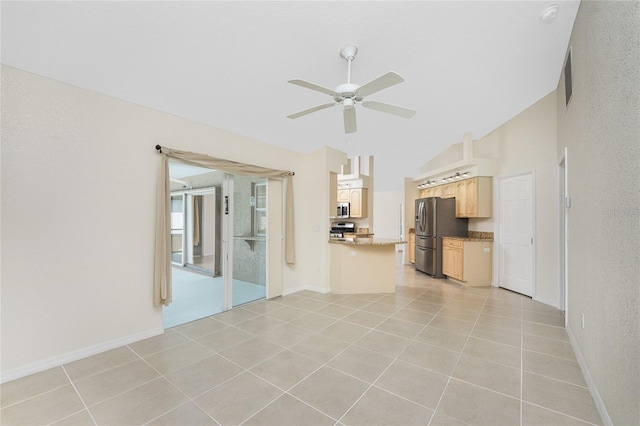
1, 1, 579, 190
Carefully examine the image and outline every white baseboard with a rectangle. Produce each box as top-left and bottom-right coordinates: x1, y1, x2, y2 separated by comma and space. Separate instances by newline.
282, 286, 304, 296
303, 285, 329, 294
566, 324, 612, 425
282, 285, 329, 296
0, 327, 164, 384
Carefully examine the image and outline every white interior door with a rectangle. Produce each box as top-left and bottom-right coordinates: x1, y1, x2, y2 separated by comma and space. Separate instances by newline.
498, 173, 534, 296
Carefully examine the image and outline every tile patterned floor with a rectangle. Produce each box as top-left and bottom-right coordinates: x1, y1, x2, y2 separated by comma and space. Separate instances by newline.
1, 264, 602, 425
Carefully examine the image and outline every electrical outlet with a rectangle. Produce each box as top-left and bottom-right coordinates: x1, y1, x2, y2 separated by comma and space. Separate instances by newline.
581, 313, 585, 329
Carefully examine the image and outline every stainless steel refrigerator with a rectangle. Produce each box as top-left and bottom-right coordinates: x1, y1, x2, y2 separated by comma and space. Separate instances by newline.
415, 197, 468, 277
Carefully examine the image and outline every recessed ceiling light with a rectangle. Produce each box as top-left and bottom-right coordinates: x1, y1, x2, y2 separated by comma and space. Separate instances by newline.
540, 4, 559, 23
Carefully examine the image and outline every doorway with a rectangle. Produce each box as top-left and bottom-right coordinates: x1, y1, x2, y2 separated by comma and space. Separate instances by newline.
559, 148, 568, 322
497, 172, 535, 297
163, 162, 267, 328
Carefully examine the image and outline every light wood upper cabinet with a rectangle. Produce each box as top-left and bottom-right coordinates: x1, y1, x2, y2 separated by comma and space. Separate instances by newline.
419, 187, 435, 198
417, 176, 492, 218
455, 180, 467, 216
442, 184, 456, 199
338, 188, 368, 218
455, 177, 492, 218
337, 189, 350, 203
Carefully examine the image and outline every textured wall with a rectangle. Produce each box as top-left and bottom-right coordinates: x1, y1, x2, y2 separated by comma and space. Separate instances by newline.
556, 2, 640, 424
0, 66, 307, 378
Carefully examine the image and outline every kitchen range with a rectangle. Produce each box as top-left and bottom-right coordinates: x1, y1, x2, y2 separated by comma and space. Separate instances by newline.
330, 221, 355, 241
415, 197, 468, 277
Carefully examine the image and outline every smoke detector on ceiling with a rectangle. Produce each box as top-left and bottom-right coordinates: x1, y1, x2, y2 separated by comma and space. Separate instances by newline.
540, 4, 559, 23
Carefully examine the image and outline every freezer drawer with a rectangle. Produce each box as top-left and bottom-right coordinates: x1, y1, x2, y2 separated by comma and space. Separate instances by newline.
416, 235, 437, 250
415, 245, 436, 275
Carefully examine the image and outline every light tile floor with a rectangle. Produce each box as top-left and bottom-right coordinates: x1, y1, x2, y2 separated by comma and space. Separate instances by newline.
1, 263, 602, 425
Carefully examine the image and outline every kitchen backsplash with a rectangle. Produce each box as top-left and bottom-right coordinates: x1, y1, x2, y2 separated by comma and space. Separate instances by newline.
468, 231, 494, 240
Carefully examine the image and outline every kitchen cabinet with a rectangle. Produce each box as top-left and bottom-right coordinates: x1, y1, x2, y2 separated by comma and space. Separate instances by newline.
442, 238, 492, 286
442, 184, 456, 199
337, 189, 350, 203
442, 239, 463, 280
419, 187, 434, 198
337, 188, 368, 218
408, 231, 415, 263
417, 177, 491, 218
455, 177, 492, 218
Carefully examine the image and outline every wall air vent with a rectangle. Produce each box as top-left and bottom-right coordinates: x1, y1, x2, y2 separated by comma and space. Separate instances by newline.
564, 46, 573, 109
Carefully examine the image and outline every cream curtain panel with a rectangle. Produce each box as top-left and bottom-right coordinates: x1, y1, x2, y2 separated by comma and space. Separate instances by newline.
154, 145, 295, 306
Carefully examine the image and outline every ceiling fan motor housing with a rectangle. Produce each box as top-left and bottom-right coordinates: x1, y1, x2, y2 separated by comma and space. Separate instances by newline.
335, 83, 360, 101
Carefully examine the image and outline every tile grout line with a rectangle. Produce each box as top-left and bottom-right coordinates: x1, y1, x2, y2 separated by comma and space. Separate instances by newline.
128, 343, 225, 426
335, 288, 451, 425
60, 365, 98, 426
426, 288, 495, 425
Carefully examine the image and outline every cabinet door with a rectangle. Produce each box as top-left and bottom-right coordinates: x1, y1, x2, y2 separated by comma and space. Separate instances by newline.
455, 181, 467, 217
409, 233, 415, 263
337, 189, 350, 202
442, 246, 452, 276
348, 188, 367, 218
465, 178, 478, 217
451, 248, 464, 280
433, 186, 444, 197
443, 184, 456, 199
349, 189, 362, 217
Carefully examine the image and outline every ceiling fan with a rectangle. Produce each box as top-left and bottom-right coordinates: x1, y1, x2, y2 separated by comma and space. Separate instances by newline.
286, 44, 416, 134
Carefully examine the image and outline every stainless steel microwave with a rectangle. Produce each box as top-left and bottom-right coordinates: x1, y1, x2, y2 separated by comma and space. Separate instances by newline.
337, 202, 350, 218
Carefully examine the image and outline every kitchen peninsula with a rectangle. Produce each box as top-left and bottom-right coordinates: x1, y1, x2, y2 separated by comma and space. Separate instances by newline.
328, 237, 404, 294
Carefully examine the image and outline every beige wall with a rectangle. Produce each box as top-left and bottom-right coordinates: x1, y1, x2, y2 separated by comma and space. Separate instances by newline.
555, 2, 640, 424
0, 66, 337, 379
478, 90, 559, 305
417, 91, 559, 303
373, 190, 402, 240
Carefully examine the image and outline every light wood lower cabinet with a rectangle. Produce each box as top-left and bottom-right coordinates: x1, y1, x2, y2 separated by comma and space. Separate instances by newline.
408, 231, 415, 263
442, 238, 492, 286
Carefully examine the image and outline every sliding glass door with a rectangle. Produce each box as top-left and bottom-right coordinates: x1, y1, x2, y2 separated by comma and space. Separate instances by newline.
164, 162, 267, 328
230, 176, 267, 307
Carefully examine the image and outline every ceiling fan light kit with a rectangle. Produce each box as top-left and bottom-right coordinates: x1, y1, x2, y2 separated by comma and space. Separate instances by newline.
287, 44, 416, 134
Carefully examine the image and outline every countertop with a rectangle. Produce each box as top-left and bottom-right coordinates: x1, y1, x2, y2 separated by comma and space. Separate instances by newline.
443, 236, 494, 242
329, 237, 405, 246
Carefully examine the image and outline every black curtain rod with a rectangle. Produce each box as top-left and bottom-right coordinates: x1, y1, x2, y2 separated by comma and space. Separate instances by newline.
154, 144, 294, 175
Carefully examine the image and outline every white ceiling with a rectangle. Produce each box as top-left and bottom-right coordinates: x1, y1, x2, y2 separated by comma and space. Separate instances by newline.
1, 1, 579, 191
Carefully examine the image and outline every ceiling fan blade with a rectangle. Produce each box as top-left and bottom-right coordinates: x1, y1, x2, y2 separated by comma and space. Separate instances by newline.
356, 71, 405, 97
343, 106, 357, 134
287, 102, 335, 119
288, 79, 339, 97
362, 100, 416, 118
